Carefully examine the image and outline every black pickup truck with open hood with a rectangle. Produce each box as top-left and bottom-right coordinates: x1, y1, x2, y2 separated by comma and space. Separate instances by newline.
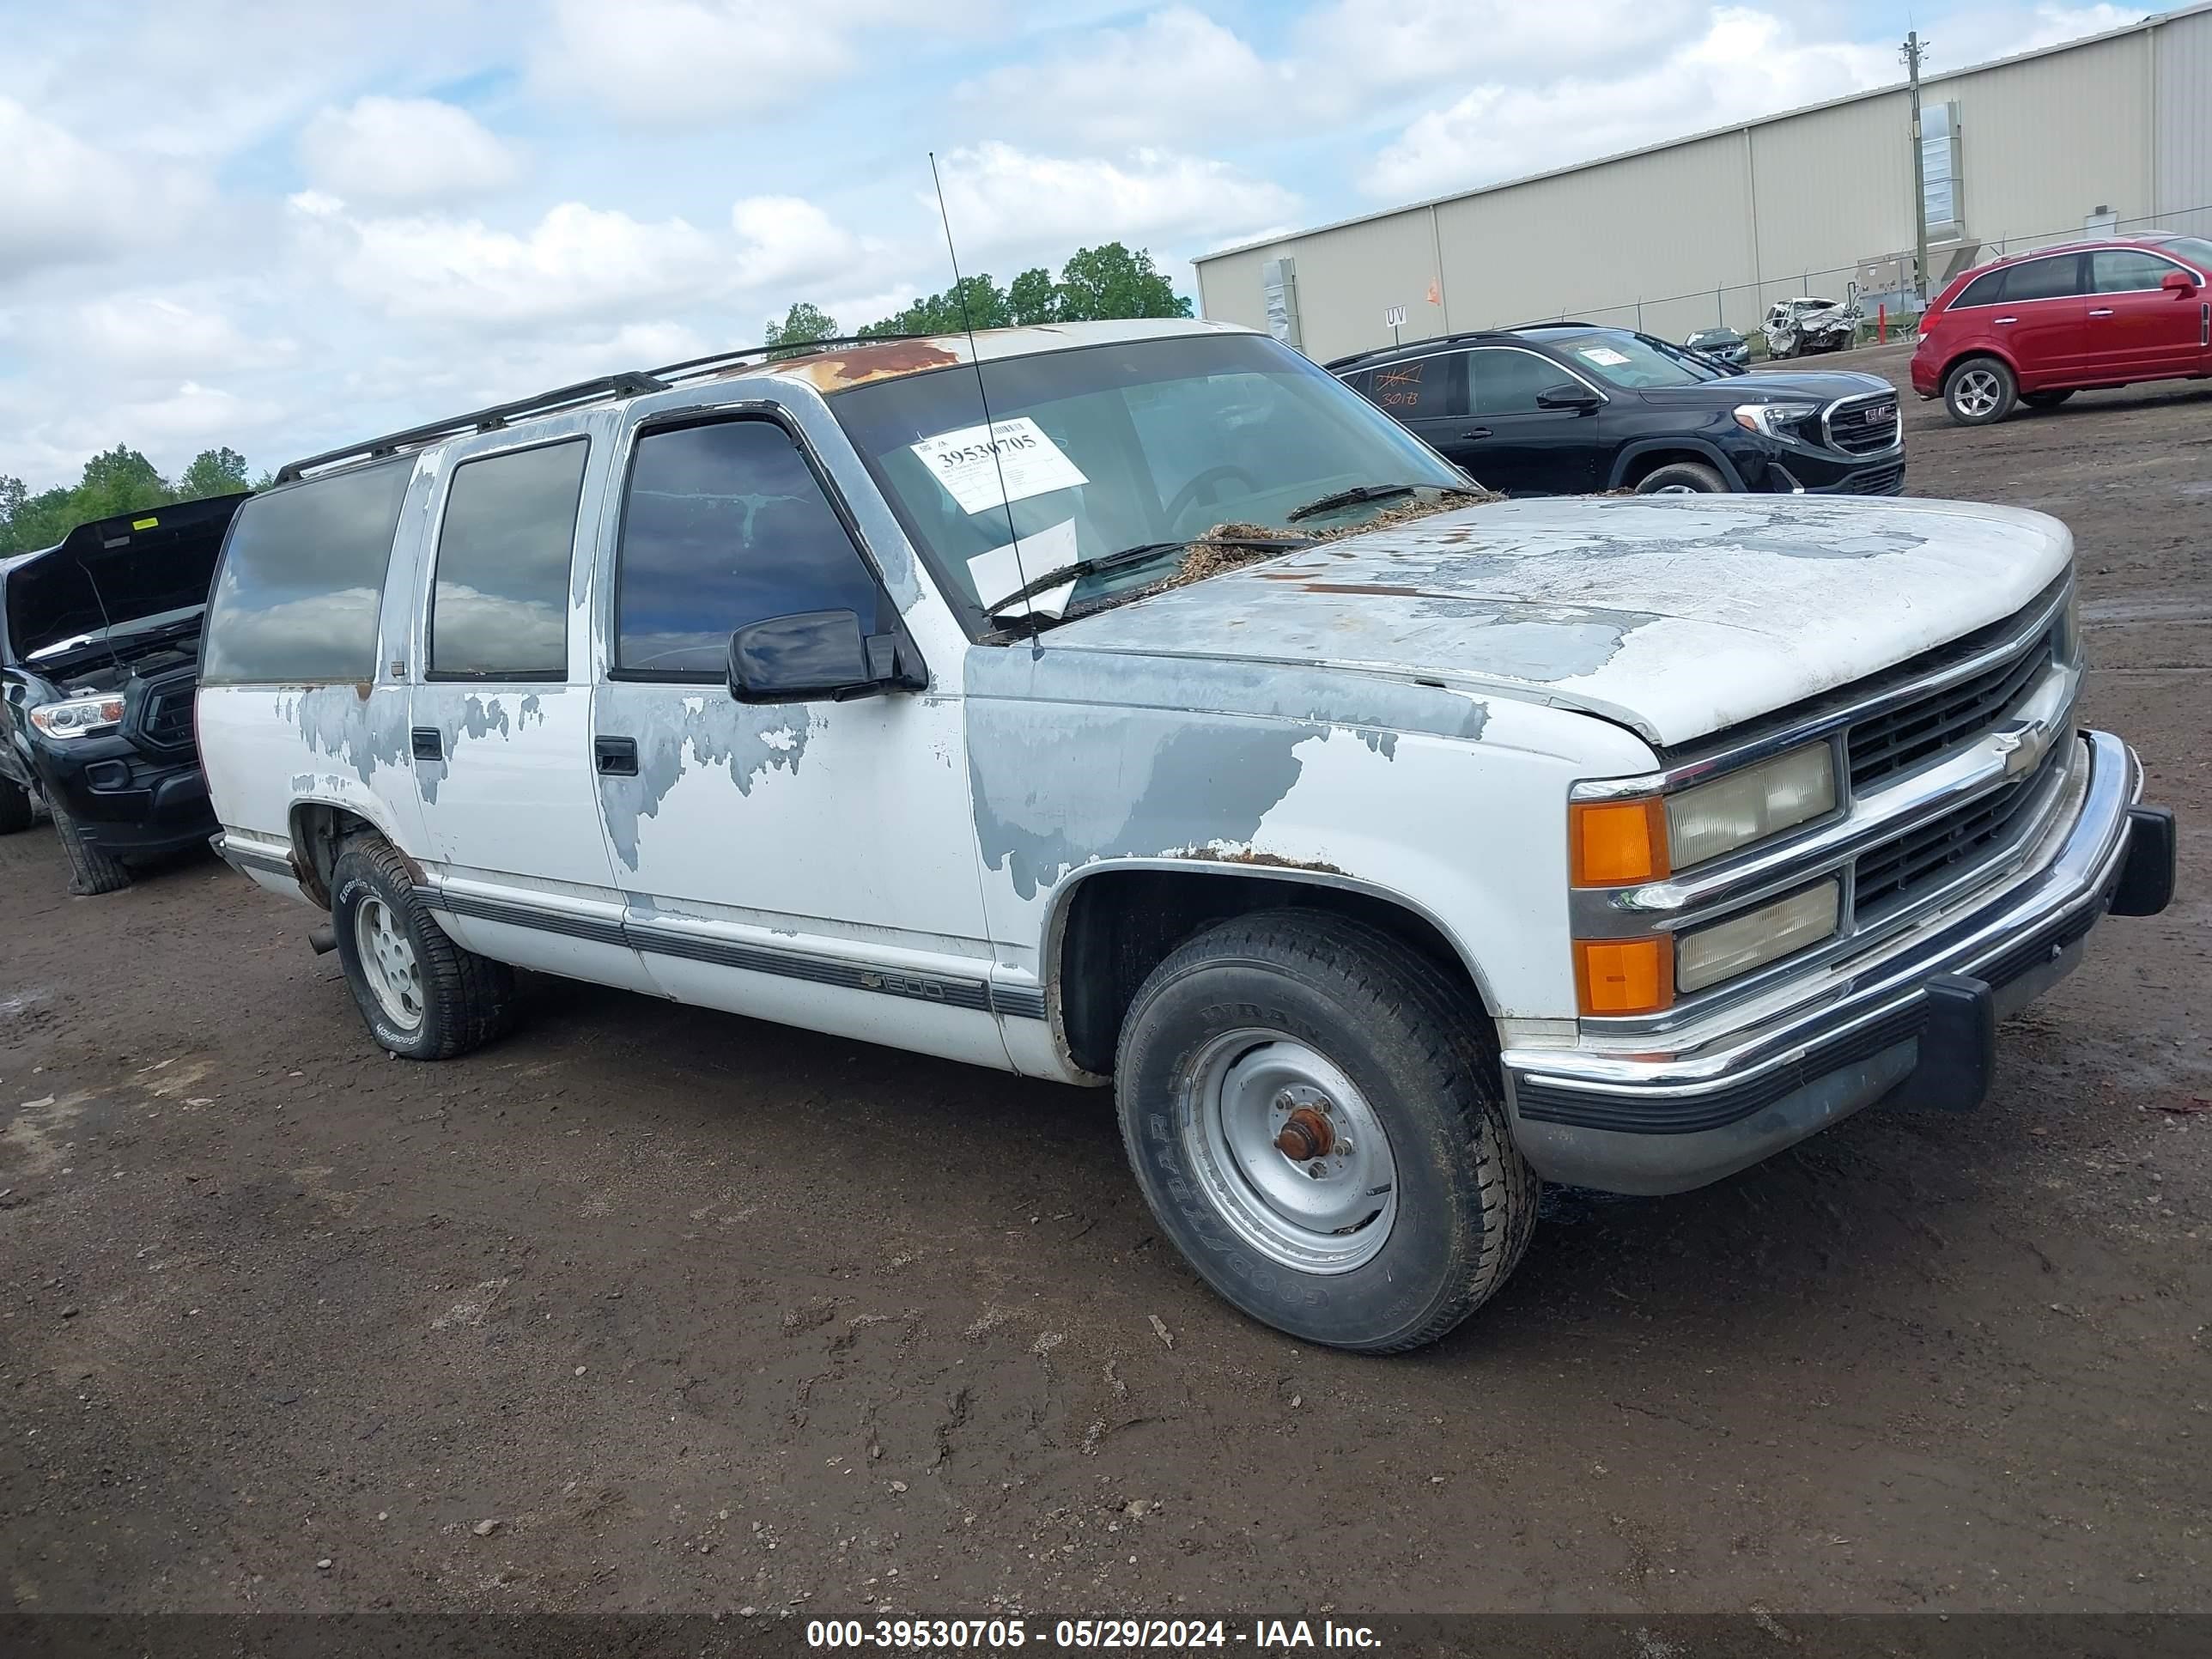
1, 492, 246, 893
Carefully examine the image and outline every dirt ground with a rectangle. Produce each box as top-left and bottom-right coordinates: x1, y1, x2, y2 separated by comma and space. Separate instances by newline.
3, 345, 2209, 1621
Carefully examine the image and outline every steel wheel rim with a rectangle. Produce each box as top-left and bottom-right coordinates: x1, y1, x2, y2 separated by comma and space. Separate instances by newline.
1176, 1027, 1398, 1274
1955, 369, 2001, 416
353, 896, 424, 1031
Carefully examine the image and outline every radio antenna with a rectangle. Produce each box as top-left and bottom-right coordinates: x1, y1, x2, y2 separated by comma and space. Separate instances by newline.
927, 150, 1036, 648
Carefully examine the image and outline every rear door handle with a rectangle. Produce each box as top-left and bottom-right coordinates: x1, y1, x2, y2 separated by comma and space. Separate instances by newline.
410, 726, 442, 762
2088, 307, 2116, 318
1459, 427, 1494, 441
1993, 316, 2018, 325
595, 736, 639, 777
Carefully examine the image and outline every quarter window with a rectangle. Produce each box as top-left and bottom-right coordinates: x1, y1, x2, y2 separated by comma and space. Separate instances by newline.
1358, 353, 1468, 417
1999, 256, 2085, 303
1952, 270, 2005, 309
2091, 250, 2178, 293
615, 419, 883, 678
201, 458, 412, 685
1469, 349, 1568, 416
428, 439, 587, 679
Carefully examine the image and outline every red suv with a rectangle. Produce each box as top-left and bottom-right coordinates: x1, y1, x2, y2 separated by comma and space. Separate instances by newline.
1911, 234, 2212, 424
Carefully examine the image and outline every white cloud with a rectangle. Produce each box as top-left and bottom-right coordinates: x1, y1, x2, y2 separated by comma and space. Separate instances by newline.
956, 8, 1283, 148
0, 97, 205, 282
929, 143, 1299, 264
292, 196, 724, 328
60, 295, 295, 377
731, 196, 878, 291
1294, 0, 1707, 106
531, 0, 983, 126
1365, 8, 1893, 199
300, 97, 521, 204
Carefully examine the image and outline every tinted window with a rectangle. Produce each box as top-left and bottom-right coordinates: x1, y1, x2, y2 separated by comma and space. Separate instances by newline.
2000, 255, 2084, 302
1472, 349, 1575, 413
1953, 270, 2005, 308
201, 459, 411, 684
1360, 353, 1467, 417
616, 421, 881, 678
429, 439, 587, 678
2092, 250, 2179, 293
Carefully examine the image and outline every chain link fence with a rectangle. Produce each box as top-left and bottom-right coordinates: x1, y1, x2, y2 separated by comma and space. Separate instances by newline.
1523, 204, 2212, 357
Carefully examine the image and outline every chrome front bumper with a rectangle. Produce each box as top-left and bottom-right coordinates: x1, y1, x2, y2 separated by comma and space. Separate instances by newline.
1503, 730, 2174, 1194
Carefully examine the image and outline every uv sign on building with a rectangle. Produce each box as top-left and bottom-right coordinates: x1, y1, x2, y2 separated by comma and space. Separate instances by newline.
1194, 1, 2212, 364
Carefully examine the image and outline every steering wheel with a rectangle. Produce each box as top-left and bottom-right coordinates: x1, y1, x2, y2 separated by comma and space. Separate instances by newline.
1164, 465, 1260, 530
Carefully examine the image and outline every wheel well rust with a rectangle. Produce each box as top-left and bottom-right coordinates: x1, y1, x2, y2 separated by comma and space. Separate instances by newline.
287, 803, 399, 908
1050, 867, 1489, 1076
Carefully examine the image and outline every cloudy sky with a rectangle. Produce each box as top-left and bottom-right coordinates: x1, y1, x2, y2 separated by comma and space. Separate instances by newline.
0, 0, 2162, 491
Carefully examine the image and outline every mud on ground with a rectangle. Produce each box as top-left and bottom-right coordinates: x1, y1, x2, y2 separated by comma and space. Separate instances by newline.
3, 347, 2208, 1617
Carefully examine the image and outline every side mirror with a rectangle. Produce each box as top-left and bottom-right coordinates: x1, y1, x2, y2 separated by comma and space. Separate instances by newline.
2162, 268, 2198, 294
1536, 383, 1601, 411
726, 609, 921, 704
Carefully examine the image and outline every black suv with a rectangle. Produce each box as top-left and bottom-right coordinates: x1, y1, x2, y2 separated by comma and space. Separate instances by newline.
1330, 324, 1904, 497
1, 493, 245, 894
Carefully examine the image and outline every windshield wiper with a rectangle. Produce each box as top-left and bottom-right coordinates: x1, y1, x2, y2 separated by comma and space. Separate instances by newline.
1285, 483, 1485, 524
985, 541, 1193, 618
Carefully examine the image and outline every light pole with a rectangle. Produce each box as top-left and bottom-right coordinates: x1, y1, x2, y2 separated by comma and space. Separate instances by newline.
1904, 30, 1930, 311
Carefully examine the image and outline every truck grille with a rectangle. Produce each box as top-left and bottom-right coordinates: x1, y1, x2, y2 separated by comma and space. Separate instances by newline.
1852, 740, 2068, 923
130, 672, 199, 759
1825, 396, 1899, 453
1845, 627, 2057, 791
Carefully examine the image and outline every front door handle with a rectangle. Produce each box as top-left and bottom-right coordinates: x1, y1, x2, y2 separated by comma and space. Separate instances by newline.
2088, 307, 2116, 318
595, 736, 639, 777
410, 726, 443, 762
1994, 316, 2018, 325
1459, 427, 1494, 441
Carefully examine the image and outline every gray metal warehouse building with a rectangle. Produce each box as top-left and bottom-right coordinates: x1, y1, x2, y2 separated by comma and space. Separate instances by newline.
1194, 2, 2212, 363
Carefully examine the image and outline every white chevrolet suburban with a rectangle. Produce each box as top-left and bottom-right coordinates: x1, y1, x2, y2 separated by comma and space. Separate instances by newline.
198, 319, 2174, 1352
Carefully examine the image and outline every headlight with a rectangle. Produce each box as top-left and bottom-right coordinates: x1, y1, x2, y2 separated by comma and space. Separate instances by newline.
27, 694, 125, 740
1733, 401, 1820, 440
1665, 744, 1837, 870
1676, 880, 1840, 994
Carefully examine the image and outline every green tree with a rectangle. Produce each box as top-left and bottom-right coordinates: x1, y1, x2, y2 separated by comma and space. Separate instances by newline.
71, 445, 176, 526
178, 446, 252, 500
1053, 242, 1192, 322
763, 301, 839, 358
1007, 266, 1059, 325
860, 274, 1013, 337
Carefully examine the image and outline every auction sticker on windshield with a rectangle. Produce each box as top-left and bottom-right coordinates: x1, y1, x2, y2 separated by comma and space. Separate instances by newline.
1577, 346, 1632, 368
912, 417, 1088, 515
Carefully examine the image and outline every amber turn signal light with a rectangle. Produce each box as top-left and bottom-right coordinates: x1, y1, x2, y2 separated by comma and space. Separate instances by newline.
1574, 937, 1674, 1017
1569, 797, 1670, 886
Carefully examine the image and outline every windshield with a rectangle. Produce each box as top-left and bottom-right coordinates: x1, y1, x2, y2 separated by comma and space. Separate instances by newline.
829, 333, 1468, 634
1524, 329, 1723, 389
2150, 235, 2212, 272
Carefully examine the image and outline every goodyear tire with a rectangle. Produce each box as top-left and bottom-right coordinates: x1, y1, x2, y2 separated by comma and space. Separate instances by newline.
330, 836, 515, 1060
48, 799, 131, 895
1115, 910, 1536, 1353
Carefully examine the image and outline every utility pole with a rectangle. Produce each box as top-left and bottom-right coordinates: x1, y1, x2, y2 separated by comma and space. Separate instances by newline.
1903, 31, 1929, 310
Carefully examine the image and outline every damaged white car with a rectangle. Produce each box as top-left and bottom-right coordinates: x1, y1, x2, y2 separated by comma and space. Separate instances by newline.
1764, 295, 1863, 358
197, 319, 2173, 1352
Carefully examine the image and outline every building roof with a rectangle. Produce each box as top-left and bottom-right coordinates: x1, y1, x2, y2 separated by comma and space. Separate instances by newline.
1194, 0, 2212, 266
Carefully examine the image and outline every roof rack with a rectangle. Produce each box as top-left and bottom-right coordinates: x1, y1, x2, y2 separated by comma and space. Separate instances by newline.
1322, 326, 1521, 371
276, 333, 938, 484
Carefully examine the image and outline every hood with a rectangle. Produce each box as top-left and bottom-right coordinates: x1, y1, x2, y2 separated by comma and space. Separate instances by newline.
2, 494, 242, 665
1043, 495, 2071, 749
1636, 369, 1890, 406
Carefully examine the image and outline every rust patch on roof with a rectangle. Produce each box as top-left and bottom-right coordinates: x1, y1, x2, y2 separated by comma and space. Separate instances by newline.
765, 339, 963, 393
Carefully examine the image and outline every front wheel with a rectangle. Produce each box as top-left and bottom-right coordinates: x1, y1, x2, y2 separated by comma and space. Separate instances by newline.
1114, 911, 1536, 1353
1944, 357, 2016, 425
331, 836, 516, 1059
1634, 461, 1729, 495
48, 799, 131, 895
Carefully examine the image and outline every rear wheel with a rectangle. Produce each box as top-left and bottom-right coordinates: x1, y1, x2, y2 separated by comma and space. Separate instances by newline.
2022, 389, 2075, 410
1634, 460, 1729, 495
331, 836, 516, 1059
0, 775, 33, 836
48, 799, 131, 895
1943, 357, 2016, 425
1114, 910, 1536, 1353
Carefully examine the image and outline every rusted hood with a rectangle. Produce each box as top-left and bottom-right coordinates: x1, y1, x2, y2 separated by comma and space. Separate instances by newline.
1043, 494, 2073, 748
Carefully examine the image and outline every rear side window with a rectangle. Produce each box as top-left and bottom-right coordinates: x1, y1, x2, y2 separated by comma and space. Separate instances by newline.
1469, 349, 1565, 415
1359, 354, 1467, 417
2091, 250, 2177, 293
1951, 270, 2004, 309
201, 459, 412, 685
1999, 255, 2084, 303
614, 419, 882, 679
428, 439, 587, 679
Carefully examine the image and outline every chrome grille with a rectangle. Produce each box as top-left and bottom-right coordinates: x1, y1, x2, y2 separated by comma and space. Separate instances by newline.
1846, 626, 2057, 791
1825, 395, 1899, 453
1852, 740, 2068, 923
